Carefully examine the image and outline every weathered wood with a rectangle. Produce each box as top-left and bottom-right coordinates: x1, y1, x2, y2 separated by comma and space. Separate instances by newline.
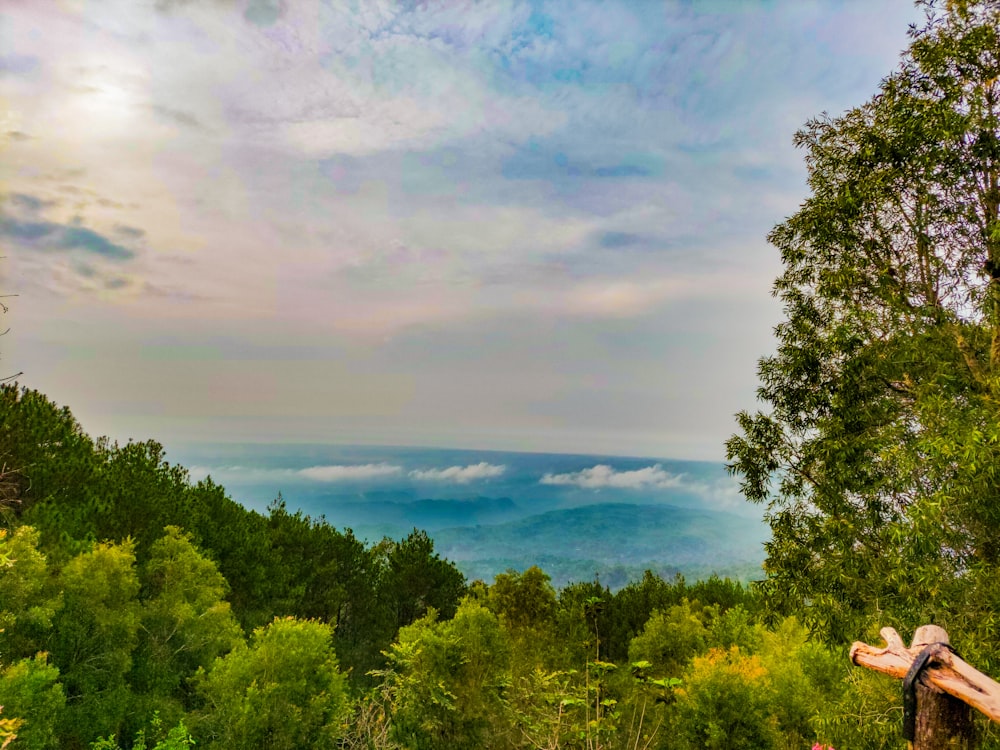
912, 678, 974, 750
850, 627, 1000, 724
908, 627, 975, 750
850, 625, 1000, 750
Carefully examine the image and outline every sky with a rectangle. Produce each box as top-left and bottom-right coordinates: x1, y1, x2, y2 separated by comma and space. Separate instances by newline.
0, 0, 923, 461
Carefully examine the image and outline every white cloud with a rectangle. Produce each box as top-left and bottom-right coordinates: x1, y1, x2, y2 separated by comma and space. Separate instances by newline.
687, 477, 744, 510
409, 462, 506, 483
539, 464, 747, 510
556, 279, 685, 318
299, 463, 402, 481
540, 464, 684, 490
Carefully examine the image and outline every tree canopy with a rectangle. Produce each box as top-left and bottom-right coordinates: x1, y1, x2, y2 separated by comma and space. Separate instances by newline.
727, 0, 1000, 654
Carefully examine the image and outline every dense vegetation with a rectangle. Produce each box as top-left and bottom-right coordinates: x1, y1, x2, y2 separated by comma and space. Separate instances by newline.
432, 502, 767, 589
0, 384, 895, 749
3, 1, 1000, 747
727, 0, 1000, 667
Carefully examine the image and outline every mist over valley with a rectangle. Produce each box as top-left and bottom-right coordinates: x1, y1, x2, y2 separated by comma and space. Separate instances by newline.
176, 443, 768, 587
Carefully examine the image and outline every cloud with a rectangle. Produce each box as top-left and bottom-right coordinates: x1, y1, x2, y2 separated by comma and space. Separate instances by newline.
61, 225, 136, 259
0, 193, 145, 261
114, 225, 146, 239
540, 464, 684, 490
243, 0, 284, 26
501, 142, 662, 182
598, 231, 644, 249
0, 218, 136, 260
150, 104, 206, 131
8, 193, 57, 213
298, 463, 403, 481
553, 278, 685, 318
0, 54, 39, 76
409, 462, 506, 483
539, 463, 746, 510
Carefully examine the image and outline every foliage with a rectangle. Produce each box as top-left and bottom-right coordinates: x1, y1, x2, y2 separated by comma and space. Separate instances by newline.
487, 566, 561, 674
672, 646, 779, 750
0, 713, 20, 750
380, 529, 468, 633
668, 616, 846, 750
726, 0, 1000, 652
90, 715, 195, 750
0, 526, 60, 661
813, 668, 902, 750
338, 683, 403, 750
128, 526, 243, 736
708, 605, 762, 652
627, 600, 708, 677
756, 618, 845, 750
382, 600, 510, 750
262, 498, 387, 678
488, 566, 558, 634
0, 386, 96, 523
0, 655, 65, 750
134, 527, 243, 694
51, 540, 141, 747
504, 667, 581, 750
194, 617, 348, 750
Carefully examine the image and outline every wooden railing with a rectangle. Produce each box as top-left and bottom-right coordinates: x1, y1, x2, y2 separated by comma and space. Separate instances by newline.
851, 625, 1000, 749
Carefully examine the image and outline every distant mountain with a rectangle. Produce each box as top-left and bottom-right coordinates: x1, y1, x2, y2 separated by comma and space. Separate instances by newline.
323, 496, 520, 532
173, 443, 767, 588
429, 503, 768, 587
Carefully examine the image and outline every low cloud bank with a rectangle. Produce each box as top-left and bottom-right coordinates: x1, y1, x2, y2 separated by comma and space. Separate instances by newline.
409, 462, 506, 483
539, 463, 745, 510
540, 464, 683, 490
299, 463, 403, 481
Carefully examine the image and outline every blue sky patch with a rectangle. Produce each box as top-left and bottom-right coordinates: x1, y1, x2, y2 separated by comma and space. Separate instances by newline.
502, 141, 662, 182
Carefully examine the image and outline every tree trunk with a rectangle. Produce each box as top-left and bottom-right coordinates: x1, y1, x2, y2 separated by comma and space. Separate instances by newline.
909, 626, 976, 750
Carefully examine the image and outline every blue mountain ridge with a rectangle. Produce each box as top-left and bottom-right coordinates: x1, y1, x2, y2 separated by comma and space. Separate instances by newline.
168, 443, 769, 588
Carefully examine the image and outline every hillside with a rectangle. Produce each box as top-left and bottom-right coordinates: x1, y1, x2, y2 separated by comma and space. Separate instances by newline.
428, 502, 767, 587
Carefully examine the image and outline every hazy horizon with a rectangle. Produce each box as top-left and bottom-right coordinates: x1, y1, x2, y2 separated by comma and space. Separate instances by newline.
166, 440, 766, 586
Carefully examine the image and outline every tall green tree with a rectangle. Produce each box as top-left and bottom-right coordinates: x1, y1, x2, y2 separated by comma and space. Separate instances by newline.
89, 441, 194, 555
50, 541, 141, 749
184, 478, 276, 631
0, 656, 65, 750
380, 529, 467, 634
0, 385, 97, 528
383, 600, 510, 750
194, 617, 348, 750
487, 567, 558, 634
628, 600, 708, 678
0, 526, 60, 662
130, 526, 242, 726
0, 528, 64, 750
726, 0, 1000, 651
486, 566, 562, 673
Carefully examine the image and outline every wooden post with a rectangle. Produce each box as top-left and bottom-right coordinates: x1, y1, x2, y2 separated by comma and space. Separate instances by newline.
851, 627, 1000, 723
849, 625, 1000, 749
907, 626, 975, 750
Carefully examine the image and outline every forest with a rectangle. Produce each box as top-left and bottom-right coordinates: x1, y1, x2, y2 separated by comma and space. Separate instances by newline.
3, 0, 1000, 747
0, 384, 886, 750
